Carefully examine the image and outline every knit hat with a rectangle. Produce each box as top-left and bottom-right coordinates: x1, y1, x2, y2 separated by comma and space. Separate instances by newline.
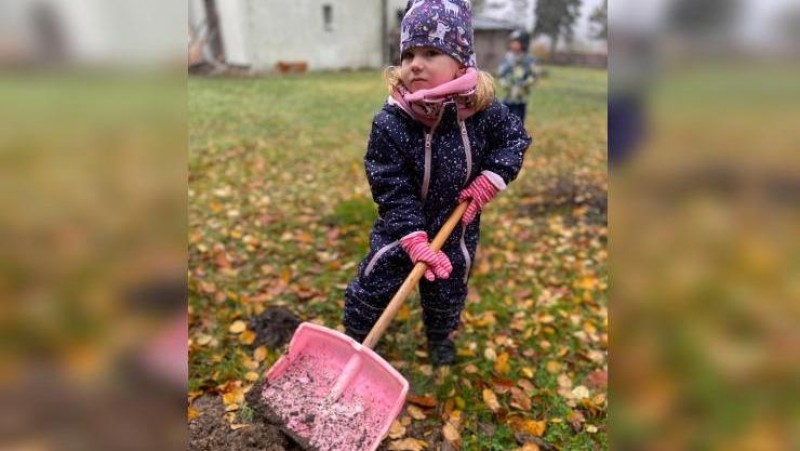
400, 0, 476, 67
509, 29, 531, 52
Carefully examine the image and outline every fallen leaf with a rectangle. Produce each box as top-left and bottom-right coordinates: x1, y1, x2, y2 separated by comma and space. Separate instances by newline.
521, 367, 534, 378
388, 438, 428, 450
464, 364, 479, 374
510, 387, 532, 411
407, 405, 427, 420
484, 347, 497, 361
567, 410, 586, 431
229, 320, 247, 334
199, 281, 217, 294
494, 352, 511, 375
407, 395, 437, 408
253, 346, 267, 362
571, 385, 590, 400
388, 420, 406, 439
448, 410, 463, 429
518, 379, 536, 394
508, 417, 546, 437
557, 373, 573, 389
442, 422, 461, 444
584, 369, 607, 390
482, 389, 501, 412
188, 406, 200, 421
239, 330, 256, 345
195, 334, 213, 346
517, 444, 540, 451
545, 361, 561, 374
245, 371, 259, 382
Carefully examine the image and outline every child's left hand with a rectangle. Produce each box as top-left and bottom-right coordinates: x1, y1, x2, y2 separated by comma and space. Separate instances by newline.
458, 174, 500, 225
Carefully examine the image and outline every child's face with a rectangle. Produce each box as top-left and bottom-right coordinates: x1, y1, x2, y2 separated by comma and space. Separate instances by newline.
400, 46, 465, 92
509, 40, 523, 54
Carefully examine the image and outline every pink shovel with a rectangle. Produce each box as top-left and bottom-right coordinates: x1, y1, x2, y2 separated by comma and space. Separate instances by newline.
259, 202, 469, 451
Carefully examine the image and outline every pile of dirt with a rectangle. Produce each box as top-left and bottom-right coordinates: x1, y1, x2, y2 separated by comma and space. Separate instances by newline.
250, 307, 301, 349
189, 390, 301, 451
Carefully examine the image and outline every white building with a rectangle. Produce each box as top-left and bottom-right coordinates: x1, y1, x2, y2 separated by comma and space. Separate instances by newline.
189, 0, 385, 71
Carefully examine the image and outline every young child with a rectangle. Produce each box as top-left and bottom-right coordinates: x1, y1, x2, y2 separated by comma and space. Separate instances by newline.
343, 0, 532, 366
497, 30, 541, 125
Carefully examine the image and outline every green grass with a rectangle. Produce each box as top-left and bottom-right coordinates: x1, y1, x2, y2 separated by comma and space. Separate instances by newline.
189, 66, 607, 449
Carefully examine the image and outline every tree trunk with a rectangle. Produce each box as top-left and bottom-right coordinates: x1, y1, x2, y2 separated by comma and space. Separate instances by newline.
549, 34, 558, 61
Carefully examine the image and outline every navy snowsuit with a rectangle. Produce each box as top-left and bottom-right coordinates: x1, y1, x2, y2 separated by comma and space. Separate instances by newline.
343, 98, 532, 342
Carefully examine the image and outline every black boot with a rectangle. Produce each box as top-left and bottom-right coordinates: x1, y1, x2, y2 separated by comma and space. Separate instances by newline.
428, 338, 456, 366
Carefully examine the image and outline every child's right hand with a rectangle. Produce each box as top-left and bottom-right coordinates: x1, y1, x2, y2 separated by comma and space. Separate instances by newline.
400, 232, 452, 281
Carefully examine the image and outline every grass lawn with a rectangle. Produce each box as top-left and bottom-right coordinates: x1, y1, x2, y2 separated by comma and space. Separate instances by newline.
188, 65, 607, 450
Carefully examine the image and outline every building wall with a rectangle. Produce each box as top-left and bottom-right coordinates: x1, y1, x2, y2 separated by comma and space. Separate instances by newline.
474, 29, 512, 73
241, 0, 383, 71
216, 0, 250, 65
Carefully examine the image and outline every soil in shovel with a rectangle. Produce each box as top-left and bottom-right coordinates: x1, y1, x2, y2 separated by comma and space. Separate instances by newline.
259, 354, 391, 451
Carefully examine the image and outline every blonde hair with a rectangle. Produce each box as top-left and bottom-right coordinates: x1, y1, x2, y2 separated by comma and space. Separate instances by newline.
383, 66, 496, 112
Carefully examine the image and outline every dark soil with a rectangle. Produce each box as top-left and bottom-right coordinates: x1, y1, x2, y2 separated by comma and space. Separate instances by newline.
250, 307, 302, 349
190, 382, 303, 451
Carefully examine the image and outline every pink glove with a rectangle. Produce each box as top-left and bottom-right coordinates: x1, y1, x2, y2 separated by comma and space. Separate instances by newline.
458, 174, 501, 225
400, 232, 452, 281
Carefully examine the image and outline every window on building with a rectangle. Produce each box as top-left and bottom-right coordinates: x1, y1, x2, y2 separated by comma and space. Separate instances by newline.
323, 4, 333, 32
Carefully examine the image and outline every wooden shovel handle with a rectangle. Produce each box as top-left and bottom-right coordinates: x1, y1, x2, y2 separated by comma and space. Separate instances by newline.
362, 201, 469, 349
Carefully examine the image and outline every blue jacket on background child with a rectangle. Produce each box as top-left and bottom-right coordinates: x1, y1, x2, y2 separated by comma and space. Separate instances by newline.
497, 30, 540, 124
343, 0, 532, 366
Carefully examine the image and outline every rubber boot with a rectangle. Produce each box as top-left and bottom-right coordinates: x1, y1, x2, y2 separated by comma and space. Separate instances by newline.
428, 338, 457, 366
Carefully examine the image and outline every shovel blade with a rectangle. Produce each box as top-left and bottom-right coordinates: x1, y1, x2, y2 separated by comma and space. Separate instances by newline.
260, 322, 408, 451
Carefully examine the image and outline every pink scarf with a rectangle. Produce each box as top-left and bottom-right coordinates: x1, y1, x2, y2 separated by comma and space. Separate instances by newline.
391, 68, 479, 129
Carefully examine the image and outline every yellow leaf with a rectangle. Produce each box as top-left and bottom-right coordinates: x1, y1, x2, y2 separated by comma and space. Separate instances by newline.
464, 364, 479, 374
388, 438, 428, 450
397, 305, 411, 321
442, 422, 461, 443
494, 352, 511, 375
254, 346, 268, 362
407, 405, 426, 420
509, 417, 546, 437
229, 320, 247, 334
230, 423, 249, 430
280, 267, 292, 284
221, 385, 245, 410
188, 407, 200, 421
522, 367, 534, 378
484, 347, 497, 361
546, 361, 562, 374
482, 389, 501, 412
196, 334, 213, 346
517, 444, 540, 451
245, 371, 259, 382
457, 347, 476, 357
388, 420, 406, 439
239, 330, 256, 345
